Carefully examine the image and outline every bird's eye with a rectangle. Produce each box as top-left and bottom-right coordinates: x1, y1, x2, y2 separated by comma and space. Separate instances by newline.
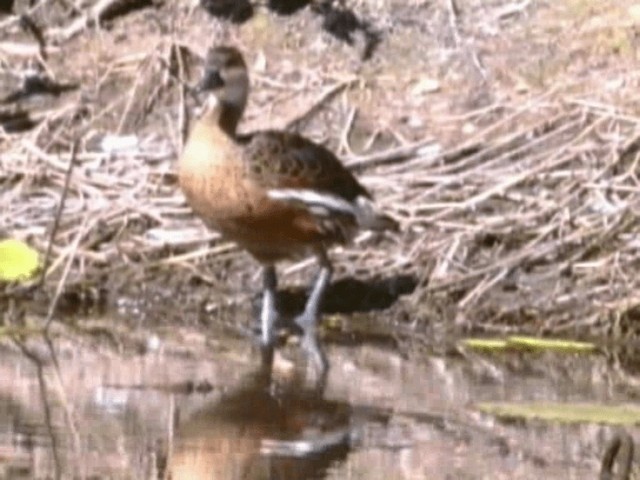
198, 69, 225, 92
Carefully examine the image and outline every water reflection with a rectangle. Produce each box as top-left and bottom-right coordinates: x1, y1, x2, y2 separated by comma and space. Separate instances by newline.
169, 372, 354, 479
0, 329, 638, 478
0, 395, 34, 479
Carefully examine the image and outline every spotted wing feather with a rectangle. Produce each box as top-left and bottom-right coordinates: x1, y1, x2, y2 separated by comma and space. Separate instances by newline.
239, 130, 370, 202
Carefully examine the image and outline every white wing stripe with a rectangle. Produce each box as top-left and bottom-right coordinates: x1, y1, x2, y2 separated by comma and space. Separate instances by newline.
267, 189, 357, 217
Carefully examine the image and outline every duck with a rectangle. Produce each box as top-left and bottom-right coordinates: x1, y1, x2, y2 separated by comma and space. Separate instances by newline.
178, 45, 397, 382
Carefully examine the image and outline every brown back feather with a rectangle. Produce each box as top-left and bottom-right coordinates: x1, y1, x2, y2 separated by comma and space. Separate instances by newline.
238, 130, 370, 202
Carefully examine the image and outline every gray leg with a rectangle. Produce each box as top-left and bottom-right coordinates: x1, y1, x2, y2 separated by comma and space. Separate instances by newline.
260, 265, 278, 370
295, 250, 331, 380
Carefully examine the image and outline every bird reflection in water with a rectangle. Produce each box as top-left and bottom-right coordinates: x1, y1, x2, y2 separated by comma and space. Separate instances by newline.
168, 371, 358, 479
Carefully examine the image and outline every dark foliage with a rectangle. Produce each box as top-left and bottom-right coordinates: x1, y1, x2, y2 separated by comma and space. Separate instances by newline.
200, 0, 254, 24
1, 73, 78, 105
312, 1, 382, 60
267, 0, 311, 15
0, 0, 14, 14
0, 111, 37, 133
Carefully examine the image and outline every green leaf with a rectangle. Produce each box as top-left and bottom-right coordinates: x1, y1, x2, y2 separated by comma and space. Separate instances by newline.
0, 239, 41, 282
460, 338, 509, 351
506, 335, 597, 353
460, 336, 597, 354
478, 402, 640, 425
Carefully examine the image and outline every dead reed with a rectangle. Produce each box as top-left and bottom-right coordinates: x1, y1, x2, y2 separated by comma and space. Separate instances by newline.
3, 0, 640, 338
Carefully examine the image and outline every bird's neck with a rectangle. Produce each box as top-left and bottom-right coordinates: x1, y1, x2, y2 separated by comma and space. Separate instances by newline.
199, 97, 238, 137
217, 102, 243, 137
201, 82, 248, 138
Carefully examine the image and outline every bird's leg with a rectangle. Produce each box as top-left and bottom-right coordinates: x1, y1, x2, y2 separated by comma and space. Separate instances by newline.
294, 250, 331, 380
260, 264, 278, 372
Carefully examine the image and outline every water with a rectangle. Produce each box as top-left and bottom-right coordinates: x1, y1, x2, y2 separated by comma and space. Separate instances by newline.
0, 325, 636, 479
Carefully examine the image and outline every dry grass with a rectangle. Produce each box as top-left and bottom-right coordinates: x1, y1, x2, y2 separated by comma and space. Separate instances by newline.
3, 0, 640, 339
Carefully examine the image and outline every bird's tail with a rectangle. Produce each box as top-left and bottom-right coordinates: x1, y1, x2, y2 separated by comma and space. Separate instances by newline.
354, 196, 399, 232
266, 188, 399, 232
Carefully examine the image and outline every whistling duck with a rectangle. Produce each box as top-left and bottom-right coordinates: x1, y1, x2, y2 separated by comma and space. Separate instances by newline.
178, 45, 397, 379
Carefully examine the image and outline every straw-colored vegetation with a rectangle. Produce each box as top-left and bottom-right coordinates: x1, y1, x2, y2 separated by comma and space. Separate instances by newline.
2, 0, 640, 344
